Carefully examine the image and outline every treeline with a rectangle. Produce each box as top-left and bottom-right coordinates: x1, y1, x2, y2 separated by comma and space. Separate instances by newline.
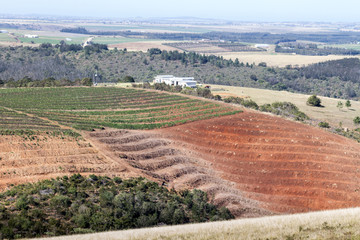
0, 174, 233, 239
299, 58, 360, 97
275, 44, 360, 56
60, 27, 89, 34
150, 48, 244, 68
2, 76, 93, 88
2, 45, 360, 99
60, 27, 360, 44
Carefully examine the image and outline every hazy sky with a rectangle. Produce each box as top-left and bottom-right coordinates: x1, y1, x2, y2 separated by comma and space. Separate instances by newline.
2, 0, 360, 22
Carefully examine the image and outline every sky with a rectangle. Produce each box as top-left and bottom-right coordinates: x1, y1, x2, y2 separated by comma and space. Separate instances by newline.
2, 0, 360, 22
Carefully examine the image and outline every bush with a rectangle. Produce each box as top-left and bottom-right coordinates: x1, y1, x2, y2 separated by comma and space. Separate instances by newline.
307, 95, 322, 107
318, 122, 330, 128
354, 116, 360, 125
119, 76, 135, 83
223, 97, 258, 110
260, 102, 309, 121
196, 88, 213, 98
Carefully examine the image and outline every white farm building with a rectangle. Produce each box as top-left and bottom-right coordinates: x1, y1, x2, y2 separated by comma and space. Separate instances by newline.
24, 34, 39, 38
154, 75, 197, 88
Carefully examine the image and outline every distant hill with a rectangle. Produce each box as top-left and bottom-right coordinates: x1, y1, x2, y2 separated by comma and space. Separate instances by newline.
1, 45, 360, 100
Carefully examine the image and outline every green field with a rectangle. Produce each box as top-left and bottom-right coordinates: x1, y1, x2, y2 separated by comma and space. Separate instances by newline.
82, 24, 211, 33
17, 35, 88, 45
323, 44, 360, 50
0, 87, 239, 131
0, 107, 61, 131
0, 33, 15, 42
92, 37, 160, 45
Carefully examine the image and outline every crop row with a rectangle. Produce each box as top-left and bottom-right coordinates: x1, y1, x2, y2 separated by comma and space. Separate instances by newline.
31, 102, 215, 122
33, 103, 234, 130
0, 107, 61, 131
0, 87, 241, 131
0, 88, 191, 110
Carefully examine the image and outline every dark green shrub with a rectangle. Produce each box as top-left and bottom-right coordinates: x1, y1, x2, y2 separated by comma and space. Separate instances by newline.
318, 122, 330, 128
354, 116, 360, 125
307, 95, 322, 107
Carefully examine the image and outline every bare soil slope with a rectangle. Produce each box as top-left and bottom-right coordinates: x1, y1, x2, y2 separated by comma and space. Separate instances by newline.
86, 129, 270, 218
155, 111, 360, 214
2, 109, 360, 218
0, 134, 134, 190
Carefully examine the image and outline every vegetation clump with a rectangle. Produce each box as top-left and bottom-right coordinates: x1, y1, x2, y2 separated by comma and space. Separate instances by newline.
354, 116, 360, 125
0, 174, 233, 239
259, 102, 309, 121
307, 95, 322, 107
318, 122, 330, 128
223, 97, 259, 110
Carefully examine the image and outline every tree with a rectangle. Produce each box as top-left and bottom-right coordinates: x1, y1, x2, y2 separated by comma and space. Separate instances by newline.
346, 100, 351, 108
250, 74, 258, 81
354, 116, 360, 125
121, 76, 135, 83
337, 101, 343, 110
307, 95, 321, 107
258, 62, 267, 67
80, 78, 93, 86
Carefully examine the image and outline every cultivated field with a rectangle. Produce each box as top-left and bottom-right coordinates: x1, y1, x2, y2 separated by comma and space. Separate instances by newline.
0, 87, 239, 130
215, 52, 350, 67
108, 40, 179, 51
1, 86, 360, 220
157, 112, 360, 213
0, 133, 132, 191
38, 207, 360, 240
209, 84, 360, 129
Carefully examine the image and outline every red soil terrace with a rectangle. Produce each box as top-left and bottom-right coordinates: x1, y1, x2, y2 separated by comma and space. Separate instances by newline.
156, 111, 360, 214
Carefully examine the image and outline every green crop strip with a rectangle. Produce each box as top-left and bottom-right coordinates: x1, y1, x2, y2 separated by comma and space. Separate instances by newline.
0, 87, 241, 131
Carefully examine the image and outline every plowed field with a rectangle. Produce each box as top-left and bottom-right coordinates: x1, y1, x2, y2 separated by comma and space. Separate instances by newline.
0, 134, 134, 190
155, 111, 360, 214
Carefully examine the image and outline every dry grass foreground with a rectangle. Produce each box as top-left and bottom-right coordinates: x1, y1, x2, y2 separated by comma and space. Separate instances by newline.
210, 84, 360, 129
36, 207, 360, 240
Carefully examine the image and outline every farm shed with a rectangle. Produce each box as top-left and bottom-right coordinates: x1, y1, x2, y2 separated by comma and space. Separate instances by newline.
154, 75, 197, 88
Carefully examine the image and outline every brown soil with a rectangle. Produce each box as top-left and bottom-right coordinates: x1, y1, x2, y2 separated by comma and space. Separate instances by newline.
0, 134, 135, 191
155, 111, 360, 214
86, 127, 271, 218
2, 108, 360, 218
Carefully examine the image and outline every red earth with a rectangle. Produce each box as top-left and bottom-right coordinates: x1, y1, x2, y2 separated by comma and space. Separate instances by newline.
2, 109, 360, 218
155, 111, 360, 214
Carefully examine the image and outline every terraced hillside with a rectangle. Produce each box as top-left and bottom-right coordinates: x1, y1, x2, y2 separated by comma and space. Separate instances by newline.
86, 129, 271, 218
155, 112, 360, 214
0, 87, 238, 193
0, 133, 132, 190
1, 86, 360, 218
